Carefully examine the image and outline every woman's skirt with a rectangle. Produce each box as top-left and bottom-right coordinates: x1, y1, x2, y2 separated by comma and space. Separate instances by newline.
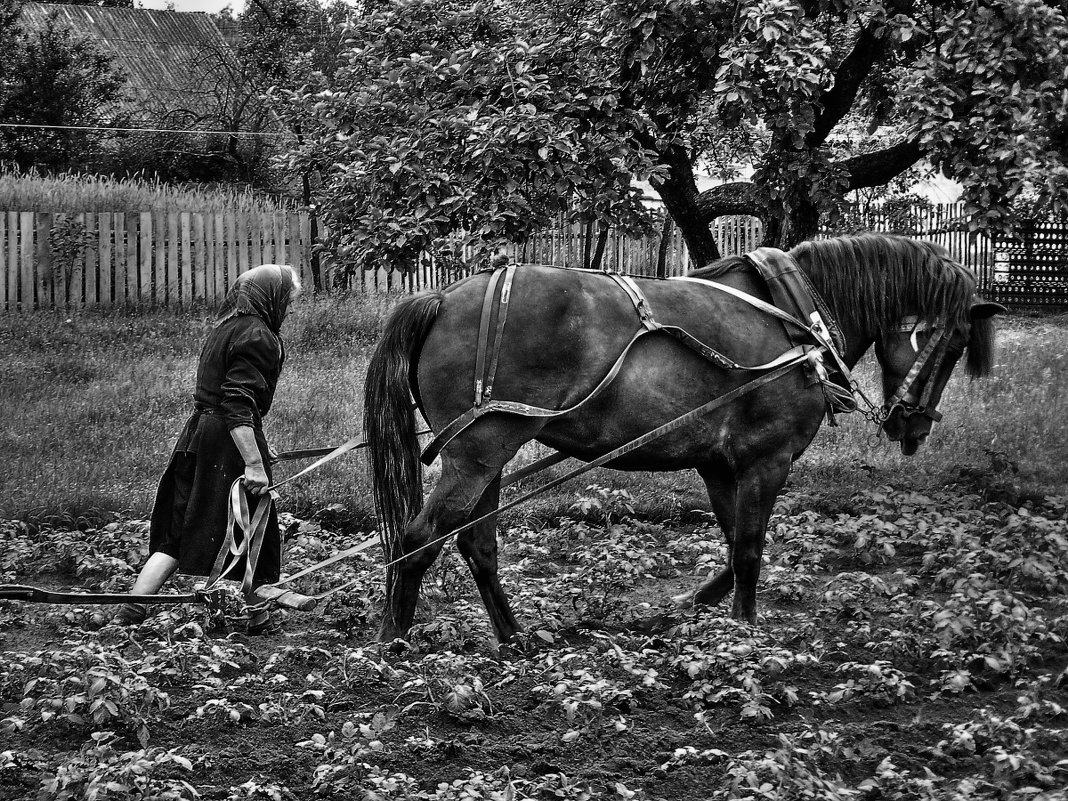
148, 412, 280, 586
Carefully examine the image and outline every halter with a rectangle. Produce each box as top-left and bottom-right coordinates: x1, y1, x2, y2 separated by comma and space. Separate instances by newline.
883, 315, 956, 424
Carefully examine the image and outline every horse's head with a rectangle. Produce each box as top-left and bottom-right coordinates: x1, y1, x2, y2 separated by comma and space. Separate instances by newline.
876, 299, 1005, 455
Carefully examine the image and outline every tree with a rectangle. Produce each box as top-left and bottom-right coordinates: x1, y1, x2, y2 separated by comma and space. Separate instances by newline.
0, 0, 127, 173
282, 0, 664, 273
289, 0, 1068, 270
621, 0, 1068, 258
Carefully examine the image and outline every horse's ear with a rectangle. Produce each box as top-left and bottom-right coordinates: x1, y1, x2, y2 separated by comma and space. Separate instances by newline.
970, 301, 1007, 320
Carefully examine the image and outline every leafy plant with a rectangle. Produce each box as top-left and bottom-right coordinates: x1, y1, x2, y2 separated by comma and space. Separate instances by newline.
39, 732, 198, 801
670, 618, 817, 721
6, 642, 168, 746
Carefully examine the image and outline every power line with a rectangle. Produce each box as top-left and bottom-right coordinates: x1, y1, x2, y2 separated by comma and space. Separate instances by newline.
0, 120, 290, 136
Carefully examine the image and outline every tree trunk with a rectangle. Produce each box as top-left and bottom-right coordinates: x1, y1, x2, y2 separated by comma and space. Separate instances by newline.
650, 143, 721, 267
656, 214, 674, 278
590, 223, 610, 270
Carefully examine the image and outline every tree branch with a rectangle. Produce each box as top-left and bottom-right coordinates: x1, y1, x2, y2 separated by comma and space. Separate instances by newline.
695, 181, 764, 220
840, 138, 925, 190
807, 24, 886, 148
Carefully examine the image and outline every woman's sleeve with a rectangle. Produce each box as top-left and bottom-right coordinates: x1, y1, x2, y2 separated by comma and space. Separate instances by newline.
220, 325, 279, 430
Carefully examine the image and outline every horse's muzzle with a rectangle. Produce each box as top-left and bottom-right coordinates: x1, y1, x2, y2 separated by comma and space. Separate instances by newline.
883, 403, 934, 456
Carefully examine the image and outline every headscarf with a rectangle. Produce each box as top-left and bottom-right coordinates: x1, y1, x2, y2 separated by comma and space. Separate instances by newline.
215, 264, 298, 334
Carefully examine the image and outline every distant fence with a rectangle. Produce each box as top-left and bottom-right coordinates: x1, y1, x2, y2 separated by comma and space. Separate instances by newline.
830, 202, 1068, 311
3, 203, 1065, 311
0, 210, 763, 310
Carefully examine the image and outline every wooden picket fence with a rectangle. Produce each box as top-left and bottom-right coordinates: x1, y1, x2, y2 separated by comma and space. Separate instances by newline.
1, 210, 323, 311
505, 215, 760, 277
5, 201, 1064, 311
1, 210, 763, 310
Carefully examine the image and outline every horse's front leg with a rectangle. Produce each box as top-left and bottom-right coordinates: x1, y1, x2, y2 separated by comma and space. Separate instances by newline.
730, 456, 791, 624
457, 476, 521, 643
674, 468, 737, 608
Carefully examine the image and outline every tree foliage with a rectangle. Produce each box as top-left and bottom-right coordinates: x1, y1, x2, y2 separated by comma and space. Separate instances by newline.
0, 0, 127, 173
287, 0, 1068, 270
283, 0, 663, 272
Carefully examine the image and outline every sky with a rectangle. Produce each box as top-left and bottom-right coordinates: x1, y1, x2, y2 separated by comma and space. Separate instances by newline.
137, 0, 247, 15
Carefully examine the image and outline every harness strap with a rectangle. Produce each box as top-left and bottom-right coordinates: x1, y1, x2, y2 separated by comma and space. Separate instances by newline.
422, 325, 651, 465
917, 334, 951, 419
393, 354, 812, 569
473, 266, 508, 406
670, 275, 854, 384
422, 263, 853, 465
483, 264, 517, 402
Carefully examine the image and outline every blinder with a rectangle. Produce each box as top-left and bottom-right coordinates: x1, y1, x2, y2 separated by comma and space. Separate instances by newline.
883, 315, 956, 424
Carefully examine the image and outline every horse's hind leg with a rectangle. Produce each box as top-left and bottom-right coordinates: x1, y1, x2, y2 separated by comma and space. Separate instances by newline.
674, 469, 737, 608
730, 456, 791, 623
456, 477, 520, 642
378, 421, 533, 643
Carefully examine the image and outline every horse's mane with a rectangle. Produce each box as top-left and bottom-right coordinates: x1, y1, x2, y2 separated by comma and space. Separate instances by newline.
688, 233, 994, 377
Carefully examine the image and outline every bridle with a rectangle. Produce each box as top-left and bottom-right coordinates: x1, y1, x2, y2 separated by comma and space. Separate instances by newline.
882, 315, 960, 425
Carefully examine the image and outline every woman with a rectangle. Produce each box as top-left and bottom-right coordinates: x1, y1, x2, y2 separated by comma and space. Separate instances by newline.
115, 264, 302, 634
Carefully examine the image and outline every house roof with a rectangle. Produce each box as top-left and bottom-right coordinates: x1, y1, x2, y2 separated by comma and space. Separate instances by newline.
19, 3, 241, 127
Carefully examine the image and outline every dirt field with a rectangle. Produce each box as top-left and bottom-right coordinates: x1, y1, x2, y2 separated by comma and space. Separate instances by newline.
1, 478, 1066, 800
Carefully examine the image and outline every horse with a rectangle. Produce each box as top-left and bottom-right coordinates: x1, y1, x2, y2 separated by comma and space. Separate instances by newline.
363, 233, 1003, 643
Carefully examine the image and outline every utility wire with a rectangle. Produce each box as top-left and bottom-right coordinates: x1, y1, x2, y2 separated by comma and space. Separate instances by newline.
0, 122, 291, 138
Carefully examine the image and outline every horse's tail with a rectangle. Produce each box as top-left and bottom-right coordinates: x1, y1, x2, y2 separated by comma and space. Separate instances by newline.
364, 291, 444, 565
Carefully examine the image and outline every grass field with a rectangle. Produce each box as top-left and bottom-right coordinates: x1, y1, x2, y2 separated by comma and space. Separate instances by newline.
1, 299, 1066, 526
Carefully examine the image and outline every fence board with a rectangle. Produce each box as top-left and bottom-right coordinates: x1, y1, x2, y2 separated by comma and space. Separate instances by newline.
97, 214, 111, 305
236, 213, 249, 276
299, 213, 312, 290
69, 213, 85, 308
287, 213, 301, 285
123, 213, 137, 304
4, 214, 14, 310
167, 213, 179, 304
84, 214, 98, 306
111, 213, 124, 304
36, 213, 52, 309
139, 212, 153, 302
180, 213, 192, 305
154, 211, 167, 304
19, 213, 34, 309
194, 214, 207, 302
225, 213, 237, 292
212, 214, 225, 301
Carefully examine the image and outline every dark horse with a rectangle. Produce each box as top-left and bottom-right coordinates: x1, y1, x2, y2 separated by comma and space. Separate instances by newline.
364, 234, 1003, 643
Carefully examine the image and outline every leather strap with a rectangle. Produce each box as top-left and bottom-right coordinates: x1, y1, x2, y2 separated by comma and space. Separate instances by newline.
421, 263, 852, 465
473, 267, 506, 405
392, 354, 811, 569
483, 264, 517, 403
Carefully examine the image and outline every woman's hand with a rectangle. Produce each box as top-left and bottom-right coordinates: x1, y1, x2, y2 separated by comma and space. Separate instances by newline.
243, 461, 271, 496
230, 425, 272, 496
